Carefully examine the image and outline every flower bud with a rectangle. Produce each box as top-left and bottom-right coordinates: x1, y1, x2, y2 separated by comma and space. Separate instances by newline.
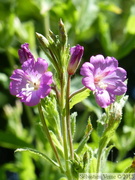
67, 44, 84, 75
36, 32, 49, 48
18, 43, 34, 64
59, 19, 67, 45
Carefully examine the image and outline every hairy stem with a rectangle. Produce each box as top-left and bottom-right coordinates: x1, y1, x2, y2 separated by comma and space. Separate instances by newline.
60, 72, 72, 179
38, 103, 64, 173
66, 74, 74, 160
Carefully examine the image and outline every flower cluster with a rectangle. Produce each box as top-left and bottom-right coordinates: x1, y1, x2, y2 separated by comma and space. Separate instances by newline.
80, 55, 127, 108
8, 23, 129, 180
10, 44, 127, 108
10, 44, 53, 106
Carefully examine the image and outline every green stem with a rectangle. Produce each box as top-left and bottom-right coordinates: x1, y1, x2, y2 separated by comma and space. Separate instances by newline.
96, 149, 102, 173
38, 103, 64, 173
66, 74, 74, 160
51, 84, 61, 105
60, 73, 72, 179
43, 12, 50, 37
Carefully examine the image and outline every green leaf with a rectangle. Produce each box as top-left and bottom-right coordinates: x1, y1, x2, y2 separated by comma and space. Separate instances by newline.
70, 112, 77, 138
16, 151, 36, 180
97, 113, 107, 137
49, 131, 64, 158
126, 5, 135, 35
70, 88, 91, 109
74, 0, 99, 32
75, 118, 93, 154
15, 148, 59, 168
97, 95, 127, 172
124, 159, 135, 173
0, 131, 32, 149
41, 96, 61, 137
89, 157, 97, 173
83, 150, 93, 173
71, 159, 83, 179
101, 145, 114, 172
124, 102, 135, 127
0, 73, 8, 89
98, 13, 114, 55
0, 13, 15, 48
113, 158, 132, 173
99, 2, 122, 14
98, 115, 121, 162
127, 15, 135, 34
116, 33, 135, 59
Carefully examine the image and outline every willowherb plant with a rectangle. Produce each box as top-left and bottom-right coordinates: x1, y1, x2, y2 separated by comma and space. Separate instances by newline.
9, 20, 130, 180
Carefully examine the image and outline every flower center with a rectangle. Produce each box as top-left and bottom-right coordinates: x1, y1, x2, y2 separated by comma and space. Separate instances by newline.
94, 75, 107, 89
98, 81, 108, 89
33, 82, 40, 90
22, 80, 40, 96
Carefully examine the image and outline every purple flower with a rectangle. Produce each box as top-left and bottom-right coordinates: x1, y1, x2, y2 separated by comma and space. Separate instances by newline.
80, 55, 127, 108
67, 44, 84, 75
18, 43, 34, 64
10, 58, 53, 106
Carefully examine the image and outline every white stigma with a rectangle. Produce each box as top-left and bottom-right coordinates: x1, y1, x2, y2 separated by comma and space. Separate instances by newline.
98, 81, 108, 89
22, 80, 40, 96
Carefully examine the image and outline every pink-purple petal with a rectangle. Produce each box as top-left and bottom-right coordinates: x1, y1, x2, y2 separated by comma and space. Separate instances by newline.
10, 70, 28, 95
82, 76, 95, 90
95, 90, 115, 108
10, 81, 20, 96
34, 58, 48, 74
22, 58, 35, 73
114, 67, 127, 81
37, 84, 51, 98
10, 69, 25, 81
40, 72, 53, 85
107, 81, 127, 95
90, 54, 105, 64
21, 91, 40, 106
90, 55, 118, 76
80, 62, 94, 76
18, 43, 34, 64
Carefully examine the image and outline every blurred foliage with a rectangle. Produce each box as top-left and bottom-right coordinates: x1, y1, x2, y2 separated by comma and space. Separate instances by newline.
0, 0, 135, 179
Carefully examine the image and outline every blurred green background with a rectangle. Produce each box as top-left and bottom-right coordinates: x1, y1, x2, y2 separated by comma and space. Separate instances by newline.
0, 0, 135, 179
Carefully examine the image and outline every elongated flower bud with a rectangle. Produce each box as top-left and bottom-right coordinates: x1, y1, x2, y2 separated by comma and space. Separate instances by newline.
36, 32, 49, 48
59, 19, 67, 46
67, 44, 84, 75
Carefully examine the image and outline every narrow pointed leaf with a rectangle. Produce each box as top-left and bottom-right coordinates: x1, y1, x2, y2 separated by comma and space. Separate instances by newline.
15, 148, 59, 168
70, 88, 90, 109
75, 118, 93, 154
71, 112, 77, 138
49, 131, 64, 158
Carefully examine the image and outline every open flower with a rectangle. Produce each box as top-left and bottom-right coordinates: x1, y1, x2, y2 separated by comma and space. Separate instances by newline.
18, 43, 34, 64
80, 55, 127, 108
10, 58, 53, 106
67, 44, 84, 75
